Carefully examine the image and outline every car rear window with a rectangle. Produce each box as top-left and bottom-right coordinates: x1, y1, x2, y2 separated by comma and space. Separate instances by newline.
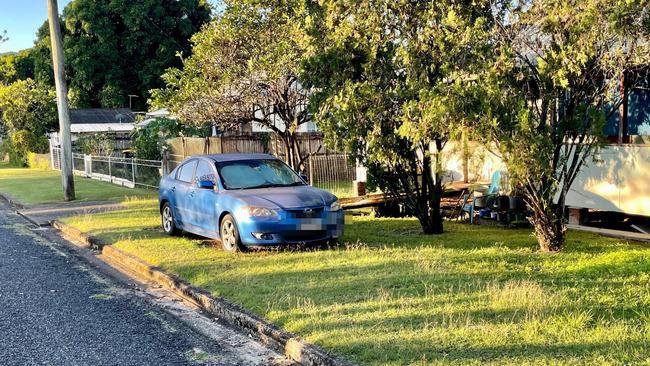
177, 160, 197, 183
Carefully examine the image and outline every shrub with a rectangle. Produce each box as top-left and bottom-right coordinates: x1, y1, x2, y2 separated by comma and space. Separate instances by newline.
76, 133, 115, 156
27, 152, 51, 170
131, 117, 209, 160
8, 130, 48, 166
0, 139, 22, 166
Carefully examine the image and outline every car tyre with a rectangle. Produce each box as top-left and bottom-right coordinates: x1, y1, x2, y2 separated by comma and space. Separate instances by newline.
161, 202, 180, 236
220, 214, 245, 253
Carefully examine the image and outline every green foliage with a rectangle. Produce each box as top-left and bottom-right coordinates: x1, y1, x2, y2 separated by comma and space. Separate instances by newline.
152, 0, 311, 169
10, 130, 49, 158
30, 21, 56, 87
0, 79, 57, 133
130, 117, 207, 160
30, 0, 211, 109
304, 0, 494, 233
75, 133, 115, 156
0, 49, 35, 84
26, 152, 51, 170
0, 79, 57, 165
0, 139, 22, 166
472, 0, 649, 251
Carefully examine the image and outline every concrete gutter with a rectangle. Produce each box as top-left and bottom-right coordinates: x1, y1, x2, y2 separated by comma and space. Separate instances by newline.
50, 219, 356, 366
0, 192, 26, 210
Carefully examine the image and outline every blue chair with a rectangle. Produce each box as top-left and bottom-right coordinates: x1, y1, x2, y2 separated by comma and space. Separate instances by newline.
460, 171, 502, 224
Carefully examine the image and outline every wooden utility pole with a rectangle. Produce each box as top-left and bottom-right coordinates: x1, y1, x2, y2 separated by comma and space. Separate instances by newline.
47, 0, 75, 201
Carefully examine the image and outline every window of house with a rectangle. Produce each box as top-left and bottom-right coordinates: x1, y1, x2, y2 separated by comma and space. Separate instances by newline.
602, 72, 649, 144
627, 78, 650, 144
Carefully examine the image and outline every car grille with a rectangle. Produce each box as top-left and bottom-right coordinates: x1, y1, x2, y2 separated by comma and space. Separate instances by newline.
289, 207, 324, 219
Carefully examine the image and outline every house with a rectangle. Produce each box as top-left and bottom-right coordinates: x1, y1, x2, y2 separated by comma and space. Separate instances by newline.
49, 108, 136, 150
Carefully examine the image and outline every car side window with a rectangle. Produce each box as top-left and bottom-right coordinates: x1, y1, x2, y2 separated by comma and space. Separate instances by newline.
195, 160, 217, 185
176, 160, 197, 183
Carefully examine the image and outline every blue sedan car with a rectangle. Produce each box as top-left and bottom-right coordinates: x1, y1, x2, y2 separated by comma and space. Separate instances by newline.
158, 153, 344, 252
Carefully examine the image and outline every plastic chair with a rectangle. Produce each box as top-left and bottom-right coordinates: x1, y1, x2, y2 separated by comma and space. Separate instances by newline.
460, 171, 502, 224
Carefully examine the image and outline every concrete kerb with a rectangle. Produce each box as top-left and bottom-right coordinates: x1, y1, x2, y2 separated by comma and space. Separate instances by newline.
51, 219, 356, 366
0, 192, 26, 210
51, 220, 106, 250
0, 192, 45, 227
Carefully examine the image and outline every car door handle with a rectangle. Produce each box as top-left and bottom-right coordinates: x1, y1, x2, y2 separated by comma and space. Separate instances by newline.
170, 186, 176, 193
189, 190, 195, 198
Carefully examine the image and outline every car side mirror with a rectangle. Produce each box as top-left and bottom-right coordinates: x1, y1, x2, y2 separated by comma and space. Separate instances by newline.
299, 173, 309, 185
197, 180, 215, 190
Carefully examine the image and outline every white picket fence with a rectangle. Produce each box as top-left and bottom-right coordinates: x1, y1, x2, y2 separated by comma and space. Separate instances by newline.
51, 147, 163, 189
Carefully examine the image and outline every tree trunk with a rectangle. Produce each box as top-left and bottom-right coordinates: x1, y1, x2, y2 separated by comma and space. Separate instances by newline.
418, 141, 444, 234
418, 205, 443, 234
281, 134, 292, 168
529, 204, 566, 252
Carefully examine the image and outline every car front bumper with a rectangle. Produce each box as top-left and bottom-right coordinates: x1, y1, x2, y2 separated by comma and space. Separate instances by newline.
235, 209, 345, 246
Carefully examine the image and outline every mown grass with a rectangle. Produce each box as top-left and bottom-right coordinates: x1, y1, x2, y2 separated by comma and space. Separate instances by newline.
62, 199, 650, 365
0, 166, 155, 205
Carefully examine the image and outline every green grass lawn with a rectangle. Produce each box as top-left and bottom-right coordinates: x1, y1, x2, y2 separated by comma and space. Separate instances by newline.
62, 200, 650, 365
0, 166, 155, 205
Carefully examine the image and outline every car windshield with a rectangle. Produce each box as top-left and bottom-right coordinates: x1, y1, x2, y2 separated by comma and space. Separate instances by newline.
216, 159, 305, 190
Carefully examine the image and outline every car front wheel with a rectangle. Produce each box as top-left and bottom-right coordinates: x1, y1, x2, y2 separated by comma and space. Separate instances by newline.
161, 203, 179, 236
220, 214, 244, 253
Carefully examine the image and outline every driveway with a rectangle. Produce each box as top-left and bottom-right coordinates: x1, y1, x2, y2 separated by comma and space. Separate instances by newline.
0, 201, 290, 366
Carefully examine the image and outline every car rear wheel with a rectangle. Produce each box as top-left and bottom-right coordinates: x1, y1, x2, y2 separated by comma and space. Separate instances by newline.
161, 203, 179, 236
220, 214, 244, 253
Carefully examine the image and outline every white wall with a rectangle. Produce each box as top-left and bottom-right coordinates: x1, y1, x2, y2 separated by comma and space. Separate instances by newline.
441, 141, 505, 183
442, 142, 650, 217
565, 145, 650, 216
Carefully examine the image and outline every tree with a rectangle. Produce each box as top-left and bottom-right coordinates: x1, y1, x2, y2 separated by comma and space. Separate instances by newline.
31, 21, 56, 87
0, 49, 35, 84
303, 0, 494, 233
475, 0, 649, 251
0, 79, 57, 164
31, 0, 211, 109
152, 0, 311, 170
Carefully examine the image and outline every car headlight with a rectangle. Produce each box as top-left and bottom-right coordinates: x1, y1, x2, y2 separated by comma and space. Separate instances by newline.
238, 206, 280, 219
330, 200, 341, 211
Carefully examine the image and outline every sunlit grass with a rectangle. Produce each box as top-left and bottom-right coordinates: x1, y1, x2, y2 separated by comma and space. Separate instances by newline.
61, 201, 650, 365
0, 166, 155, 205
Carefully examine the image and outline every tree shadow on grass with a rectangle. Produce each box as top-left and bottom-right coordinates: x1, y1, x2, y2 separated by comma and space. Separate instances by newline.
165, 257, 649, 365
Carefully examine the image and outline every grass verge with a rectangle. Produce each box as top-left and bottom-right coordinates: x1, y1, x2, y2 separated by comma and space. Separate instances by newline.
61, 200, 650, 365
0, 166, 155, 205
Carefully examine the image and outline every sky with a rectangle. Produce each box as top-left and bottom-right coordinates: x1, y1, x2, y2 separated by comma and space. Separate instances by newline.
0, 0, 73, 53
0, 0, 219, 54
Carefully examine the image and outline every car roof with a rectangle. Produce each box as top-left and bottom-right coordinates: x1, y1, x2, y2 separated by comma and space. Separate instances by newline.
192, 153, 278, 163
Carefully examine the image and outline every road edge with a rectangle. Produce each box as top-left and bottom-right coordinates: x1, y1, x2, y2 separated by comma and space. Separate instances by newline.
50, 219, 356, 366
0, 191, 26, 210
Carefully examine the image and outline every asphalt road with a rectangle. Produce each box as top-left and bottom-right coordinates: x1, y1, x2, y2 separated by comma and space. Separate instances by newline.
0, 202, 288, 366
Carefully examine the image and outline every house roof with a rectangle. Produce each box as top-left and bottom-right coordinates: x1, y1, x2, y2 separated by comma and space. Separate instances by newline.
70, 123, 135, 133
69, 108, 135, 124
